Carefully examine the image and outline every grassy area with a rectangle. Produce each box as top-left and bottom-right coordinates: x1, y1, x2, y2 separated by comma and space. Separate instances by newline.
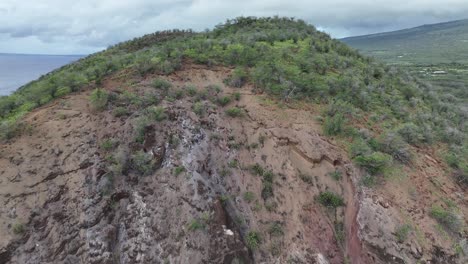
341, 19, 468, 65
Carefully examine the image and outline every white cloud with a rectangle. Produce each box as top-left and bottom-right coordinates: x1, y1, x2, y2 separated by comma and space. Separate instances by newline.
0, 0, 467, 54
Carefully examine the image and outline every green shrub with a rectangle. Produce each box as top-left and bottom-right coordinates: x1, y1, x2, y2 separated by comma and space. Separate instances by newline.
354, 152, 392, 175
146, 106, 166, 121
243, 191, 255, 203
0, 119, 20, 141
113, 106, 129, 117
395, 224, 411, 243
174, 166, 186, 176
12, 223, 24, 234
54, 86, 72, 97
185, 84, 198, 96
299, 173, 314, 184
217, 96, 231, 106
134, 115, 150, 143
188, 219, 204, 231
323, 113, 345, 136
100, 138, 117, 151
131, 150, 154, 176
228, 159, 239, 168
378, 132, 412, 164
233, 92, 241, 101
397, 123, 423, 145
349, 139, 372, 158
152, 78, 172, 90
250, 163, 264, 176
246, 231, 261, 249
225, 107, 244, 117
328, 170, 342, 181
268, 222, 284, 237
192, 102, 204, 116
317, 191, 345, 208
229, 67, 248, 87
430, 206, 463, 233
261, 181, 274, 200
89, 88, 109, 111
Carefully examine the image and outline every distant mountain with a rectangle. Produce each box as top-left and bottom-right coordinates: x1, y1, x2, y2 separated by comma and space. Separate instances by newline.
341, 19, 468, 64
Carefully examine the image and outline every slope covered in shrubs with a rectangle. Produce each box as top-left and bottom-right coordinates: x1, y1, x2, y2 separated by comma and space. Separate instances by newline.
0, 16, 466, 186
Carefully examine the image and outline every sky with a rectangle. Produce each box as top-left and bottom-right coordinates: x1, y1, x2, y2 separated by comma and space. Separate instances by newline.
0, 0, 467, 55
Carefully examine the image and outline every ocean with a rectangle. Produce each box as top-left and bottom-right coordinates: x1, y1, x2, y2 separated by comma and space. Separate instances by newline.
0, 53, 84, 96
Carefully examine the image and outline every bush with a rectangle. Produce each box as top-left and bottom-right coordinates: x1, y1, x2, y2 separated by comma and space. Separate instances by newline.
216, 96, 231, 106
229, 67, 248, 87
188, 219, 204, 231
250, 163, 264, 176
192, 102, 205, 116
89, 88, 109, 111
328, 170, 342, 181
113, 106, 130, 117
323, 113, 345, 136
246, 231, 261, 249
430, 206, 463, 233
100, 138, 117, 151
299, 173, 314, 184
174, 166, 186, 176
349, 138, 372, 158
185, 84, 198, 96
233, 92, 241, 101
131, 150, 154, 176
317, 191, 345, 208
354, 152, 392, 175
397, 123, 424, 145
146, 106, 166, 121
54, 86, 72, 97
378, 132, 412, 164
261, 181, 274, 200
225, 107, 244, 117
395, 224, 411, 243
12, 223, 25, 234
243, 191, 255, 203
0, 119, 20, 141
152, 78, 172, 90
134, 116, 150, 143
268, 222, 284, 237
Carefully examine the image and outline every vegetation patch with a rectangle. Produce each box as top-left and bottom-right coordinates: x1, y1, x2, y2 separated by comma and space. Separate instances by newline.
317, 191, 345, 208
354, 152, 392, 175
395, 224, 412, 243
89, 88, 109, 111
429, 205, 463, 233
225, 107, 244, 117
131, 150, 154, 176
12, 223, 25, 234
152, 78, 172, 90
246, 231, 261, 249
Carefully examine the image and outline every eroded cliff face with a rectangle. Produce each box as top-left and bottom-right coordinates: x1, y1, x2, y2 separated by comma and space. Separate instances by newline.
0, 65, 466, 264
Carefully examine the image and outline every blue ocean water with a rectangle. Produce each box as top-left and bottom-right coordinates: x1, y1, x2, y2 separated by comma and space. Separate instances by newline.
0, 53, 84, 96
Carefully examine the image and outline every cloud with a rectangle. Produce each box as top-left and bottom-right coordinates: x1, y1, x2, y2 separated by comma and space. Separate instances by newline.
0, 0, 467, 54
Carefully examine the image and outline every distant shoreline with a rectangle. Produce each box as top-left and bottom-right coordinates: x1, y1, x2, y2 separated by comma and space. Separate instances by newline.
0, 53, 86, 57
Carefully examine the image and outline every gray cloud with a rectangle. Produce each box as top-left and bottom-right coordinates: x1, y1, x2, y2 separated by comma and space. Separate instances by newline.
0, 0, 467, 54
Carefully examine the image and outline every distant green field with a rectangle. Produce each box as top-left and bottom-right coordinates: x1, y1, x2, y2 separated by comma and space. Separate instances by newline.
342, 19, 468, 65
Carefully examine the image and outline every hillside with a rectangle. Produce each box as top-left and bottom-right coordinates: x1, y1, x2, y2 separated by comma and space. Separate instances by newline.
341, 19, 468, 64
0, 17, 467, 264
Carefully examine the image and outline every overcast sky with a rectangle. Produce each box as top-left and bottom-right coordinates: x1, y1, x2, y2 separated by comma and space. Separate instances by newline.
1, 0, 467, 55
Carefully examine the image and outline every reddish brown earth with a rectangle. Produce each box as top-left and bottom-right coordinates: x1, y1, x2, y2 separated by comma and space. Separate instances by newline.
0, 64, 466, 263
